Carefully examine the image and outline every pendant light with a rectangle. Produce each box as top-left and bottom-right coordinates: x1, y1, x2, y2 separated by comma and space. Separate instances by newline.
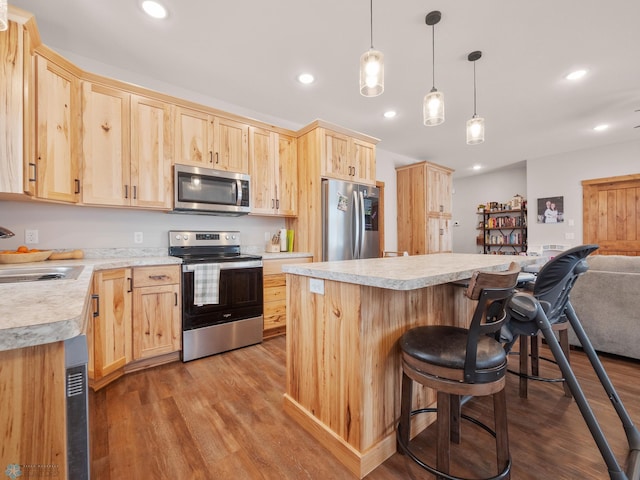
359, 0, 384, 97
466, 50, 485, 145
423, 11, 444, 126
0, 0, 8, 32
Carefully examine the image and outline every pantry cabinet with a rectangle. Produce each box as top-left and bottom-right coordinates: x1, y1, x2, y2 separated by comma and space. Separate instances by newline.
88, 268, 132, 388
81, 82, 172, 209
396, 161, 454, 255
132, 265, 181, 360
249, 126, 297, 216
174, 105, 249, 173
34, 53, 81, 203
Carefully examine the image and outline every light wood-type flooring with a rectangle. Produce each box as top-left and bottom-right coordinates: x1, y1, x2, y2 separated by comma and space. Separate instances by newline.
90, 335, 640, 479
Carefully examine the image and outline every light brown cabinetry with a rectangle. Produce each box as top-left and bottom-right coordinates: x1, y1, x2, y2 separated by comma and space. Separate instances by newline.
132, 265, 181, 360
88, 267, 132, 389
287, 120, 379, 261
34, 53, 81, 202
0, 19, 26, 194
88, 265, 181, 390
174, 106, 249, 173
321, 129, 376, 185
396, 161, 454, 255
81, 82, 172, 209
262, 257, 311, 338
249, 126, 298, 216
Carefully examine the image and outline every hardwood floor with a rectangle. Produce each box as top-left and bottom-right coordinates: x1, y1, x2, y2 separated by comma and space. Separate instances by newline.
90, 336, 640, 479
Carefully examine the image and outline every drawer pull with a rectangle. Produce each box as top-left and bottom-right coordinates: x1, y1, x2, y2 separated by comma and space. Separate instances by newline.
149, 274, 170, 281
91, 294, 99, 318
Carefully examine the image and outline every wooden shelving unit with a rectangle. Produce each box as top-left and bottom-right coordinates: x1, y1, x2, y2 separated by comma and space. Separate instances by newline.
477, 208, 527, 255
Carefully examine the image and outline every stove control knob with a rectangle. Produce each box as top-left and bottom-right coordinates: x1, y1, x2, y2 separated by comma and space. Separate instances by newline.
225, 235, 230, 240
231, 235, 236, 240
175, 234, 181, 240
183, 235, 189, 241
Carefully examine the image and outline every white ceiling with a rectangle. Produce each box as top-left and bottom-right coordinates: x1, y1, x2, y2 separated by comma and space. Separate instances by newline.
10, 0, 640, 178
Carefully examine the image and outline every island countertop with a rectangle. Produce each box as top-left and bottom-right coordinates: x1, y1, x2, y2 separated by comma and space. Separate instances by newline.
0, 256, 182, 352
282, 253, 537, 290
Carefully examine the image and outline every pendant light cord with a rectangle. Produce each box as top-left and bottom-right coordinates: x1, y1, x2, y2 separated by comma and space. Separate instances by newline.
473, 61, 477, 116
431, 25, 436, 88
370, 0, 374, 49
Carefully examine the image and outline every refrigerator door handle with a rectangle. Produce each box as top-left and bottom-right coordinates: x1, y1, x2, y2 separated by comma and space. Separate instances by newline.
359, 191, 366, 259
352, 190, 361, 258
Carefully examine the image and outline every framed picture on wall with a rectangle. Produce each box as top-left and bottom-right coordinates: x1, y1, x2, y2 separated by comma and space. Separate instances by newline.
537, 196, 564, 223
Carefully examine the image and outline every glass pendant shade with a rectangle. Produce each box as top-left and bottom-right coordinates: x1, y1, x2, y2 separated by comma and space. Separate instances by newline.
466, 115, 485, 145
423, 88, 445, 126
359, 49, 384, 97
0, 0, 8, 32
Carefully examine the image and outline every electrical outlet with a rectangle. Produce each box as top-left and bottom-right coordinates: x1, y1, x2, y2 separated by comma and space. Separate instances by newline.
134, 232, 143, 244
309, 278, 324, 295
25, 229, 39, 244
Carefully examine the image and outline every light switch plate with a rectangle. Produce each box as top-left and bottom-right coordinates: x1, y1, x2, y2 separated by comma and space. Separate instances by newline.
309, 278, 324, 295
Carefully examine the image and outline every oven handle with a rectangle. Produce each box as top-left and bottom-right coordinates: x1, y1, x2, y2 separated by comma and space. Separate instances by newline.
182, 260, 263, 272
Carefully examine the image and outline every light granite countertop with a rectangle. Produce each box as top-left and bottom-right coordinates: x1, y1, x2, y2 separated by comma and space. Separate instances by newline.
282, 253, 537, 290
0, 256, 181, 352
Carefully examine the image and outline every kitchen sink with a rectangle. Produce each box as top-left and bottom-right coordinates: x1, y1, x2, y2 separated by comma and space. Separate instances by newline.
0, 265, 85, 284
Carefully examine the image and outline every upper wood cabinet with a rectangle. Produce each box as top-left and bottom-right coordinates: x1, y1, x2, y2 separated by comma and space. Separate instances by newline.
249, 126, 297, 216
174, 106, 249, 173
34, 54, 81, 203
81, 82, 172, 209
321, 129, 376, 186
0, 20, 26, 194
396, 161, 454, 255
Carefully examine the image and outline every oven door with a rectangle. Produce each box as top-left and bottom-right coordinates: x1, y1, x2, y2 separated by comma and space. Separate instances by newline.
182, 261, 263, 330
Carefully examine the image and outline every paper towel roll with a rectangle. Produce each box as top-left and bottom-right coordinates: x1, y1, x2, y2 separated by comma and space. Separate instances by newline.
280, 228, 287, 251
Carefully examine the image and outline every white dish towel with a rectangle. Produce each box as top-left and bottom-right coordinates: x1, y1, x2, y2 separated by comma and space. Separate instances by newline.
193, 263, 221, 306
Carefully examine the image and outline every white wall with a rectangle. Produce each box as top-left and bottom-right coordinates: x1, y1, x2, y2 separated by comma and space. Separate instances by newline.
451, 165, 527, 253
526, 139, 640, 252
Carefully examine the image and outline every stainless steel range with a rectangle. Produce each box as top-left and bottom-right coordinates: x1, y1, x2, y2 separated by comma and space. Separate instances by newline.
169, 230, 263, 362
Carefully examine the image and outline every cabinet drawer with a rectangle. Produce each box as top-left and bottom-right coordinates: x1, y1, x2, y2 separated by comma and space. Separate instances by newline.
263, 256, 311, 276
133, 265, 180, 287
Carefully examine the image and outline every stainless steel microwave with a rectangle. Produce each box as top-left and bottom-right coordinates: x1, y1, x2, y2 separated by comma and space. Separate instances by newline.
173, 164, 251, 215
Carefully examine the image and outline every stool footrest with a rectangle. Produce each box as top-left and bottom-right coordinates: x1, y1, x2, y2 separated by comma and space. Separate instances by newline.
397, 408, 512, 480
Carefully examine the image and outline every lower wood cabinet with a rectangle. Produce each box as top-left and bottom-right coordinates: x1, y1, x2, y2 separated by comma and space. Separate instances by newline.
88, 264, 181, 390
132, 265, 181, 360
263, 256, 311, 338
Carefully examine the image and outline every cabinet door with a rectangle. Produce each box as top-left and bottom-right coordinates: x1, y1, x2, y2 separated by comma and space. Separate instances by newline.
174, 106, 213, 167
427, 216, 452, 253
0, 20, 25, 194
427, 165, 452, 215
132, 283, 181, 359
213, 116, 249, 173
92, 268, 132, 379
322, 130, 351, 180
248, 126, 276, 214
276, 133, 297, 216
80, 82, 131, 206
352, 138, 376, 185
130, 95, 172, 208
35, 55, 80, 202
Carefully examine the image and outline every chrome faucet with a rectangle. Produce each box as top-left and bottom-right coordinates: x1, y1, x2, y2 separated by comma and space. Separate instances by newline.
0, 226, 15, 238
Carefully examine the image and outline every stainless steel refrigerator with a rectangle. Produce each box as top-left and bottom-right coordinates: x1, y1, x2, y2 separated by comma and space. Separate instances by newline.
321, 178, 380, 261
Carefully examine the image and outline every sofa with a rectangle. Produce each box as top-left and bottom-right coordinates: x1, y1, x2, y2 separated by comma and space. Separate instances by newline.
569, 255, 640, 360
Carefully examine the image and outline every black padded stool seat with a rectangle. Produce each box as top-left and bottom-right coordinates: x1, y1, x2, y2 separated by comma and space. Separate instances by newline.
397, 262, 521, 480
402, 325, 507, 372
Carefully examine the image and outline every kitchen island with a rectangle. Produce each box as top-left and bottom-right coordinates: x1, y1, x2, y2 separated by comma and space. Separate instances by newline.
282, 253, 535, 478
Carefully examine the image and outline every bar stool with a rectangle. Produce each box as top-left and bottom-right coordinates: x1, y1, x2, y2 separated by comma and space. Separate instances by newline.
397, 262, 520, 480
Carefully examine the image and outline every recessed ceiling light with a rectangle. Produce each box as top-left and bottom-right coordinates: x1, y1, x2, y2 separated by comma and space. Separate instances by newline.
565, 69, 587, 81
472, 164, 482, 171
297, 73, 315, 85
593, 124, 609, 132
142, 1, 168, 19
383, 110, 397, 119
